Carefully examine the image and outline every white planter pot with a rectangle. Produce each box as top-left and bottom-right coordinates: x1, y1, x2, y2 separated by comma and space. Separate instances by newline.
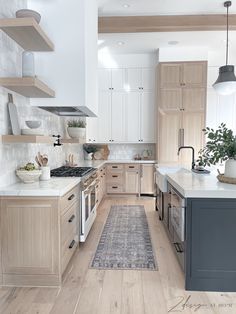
225, 159, 236, 178
67, 127, 86, 139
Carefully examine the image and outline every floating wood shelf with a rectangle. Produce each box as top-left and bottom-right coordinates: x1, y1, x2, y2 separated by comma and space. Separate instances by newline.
0, 18, 54, 51
1, 135, 55, 144
0, 77, 55, 98
61, 138, 85, 144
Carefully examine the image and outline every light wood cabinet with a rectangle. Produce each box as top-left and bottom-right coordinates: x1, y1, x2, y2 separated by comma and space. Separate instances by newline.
0, 185, 80, 287
96, 166, 106, 207
157, 61, 207, 165
125, 164, 140, 194
140, 164, 155, 195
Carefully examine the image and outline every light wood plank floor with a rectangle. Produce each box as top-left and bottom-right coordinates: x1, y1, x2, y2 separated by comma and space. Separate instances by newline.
1, 196, 236, 314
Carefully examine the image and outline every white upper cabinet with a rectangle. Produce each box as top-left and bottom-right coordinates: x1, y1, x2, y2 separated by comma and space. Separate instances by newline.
140, 92, 156, 143
126, 92, 140, 142
90, 66, 156, 144
127, 68, 155, 91
86, 117, 98, 143
97, 92, 111, 142
126, 91, 156, 143
98, 69, 125, 91
111, 92, 126, 142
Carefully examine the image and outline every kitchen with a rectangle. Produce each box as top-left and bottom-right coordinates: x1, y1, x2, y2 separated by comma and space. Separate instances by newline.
1, 0, 236, 313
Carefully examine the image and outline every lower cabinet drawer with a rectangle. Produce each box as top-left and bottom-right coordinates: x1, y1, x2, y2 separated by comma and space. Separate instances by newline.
106, 172, 123, 183
60, 185, 79, 215
61, 202, 77, 246
107, 185, 123, 194
107, 164, 124, 172
61, 237, 77, 274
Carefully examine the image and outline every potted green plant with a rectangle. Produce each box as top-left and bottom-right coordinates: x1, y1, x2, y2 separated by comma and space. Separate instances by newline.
67, 119, 86, 139
197, 123, 236, 178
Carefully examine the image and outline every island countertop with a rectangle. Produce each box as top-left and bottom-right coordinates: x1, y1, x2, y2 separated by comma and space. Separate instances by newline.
167, 170, 236, 198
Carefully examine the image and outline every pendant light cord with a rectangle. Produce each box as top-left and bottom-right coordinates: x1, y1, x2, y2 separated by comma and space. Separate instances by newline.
226, 3, 229, 65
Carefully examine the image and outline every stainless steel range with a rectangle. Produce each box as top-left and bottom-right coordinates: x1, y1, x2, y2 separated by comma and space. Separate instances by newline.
51, 166, 98, 242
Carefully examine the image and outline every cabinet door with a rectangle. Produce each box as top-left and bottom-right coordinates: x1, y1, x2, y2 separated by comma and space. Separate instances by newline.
158, 111, 182, 164
98, 69, 111, 90
98, 91, 111, 143
86, 117, 98, 143
182, 88, 206, 112
142, 68, 155, 90
126, 92, 140, 142
1, 198, 59, 275
159, 88, 182, 111
183, 62, 207, 87
111, 69, 125, 90
126, 68, 142, 90
159, 63, 182, 88
125, 170, 139, 194
180, 112, 205, 165
140, 91, 156, 143
111, 92, 126, 142
140, 164, 155, 194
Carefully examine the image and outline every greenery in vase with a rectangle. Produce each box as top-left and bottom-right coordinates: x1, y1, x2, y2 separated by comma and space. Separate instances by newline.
19, 163, 37, 171
197, 123, 236, 167
83, 144, 97, 154
67, 119, 86, 128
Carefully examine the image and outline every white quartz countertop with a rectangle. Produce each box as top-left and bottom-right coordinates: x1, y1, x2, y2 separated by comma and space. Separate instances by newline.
0, 160, 156, 197
167, 170, 236, 198
77, 159, 156, 169
0, 177, 81, 197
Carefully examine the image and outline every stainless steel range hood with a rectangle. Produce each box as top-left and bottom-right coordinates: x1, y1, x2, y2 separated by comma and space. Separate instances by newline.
38, 106, 97, 117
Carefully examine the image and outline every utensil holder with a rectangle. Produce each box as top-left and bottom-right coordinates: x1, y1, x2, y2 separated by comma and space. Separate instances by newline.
40, 166, 50, 181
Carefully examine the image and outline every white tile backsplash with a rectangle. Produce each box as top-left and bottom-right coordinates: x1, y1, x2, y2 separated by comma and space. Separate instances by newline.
0, 0, 84, 188
108, 144, 156, 160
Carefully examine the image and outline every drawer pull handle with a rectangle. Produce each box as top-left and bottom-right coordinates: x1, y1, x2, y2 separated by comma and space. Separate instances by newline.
68, 194, 75, 201
129, 166, 135, 168
96, 185, 99, 188
68, 214, 75, 223
96, 200, 99, 203
69, 240, 76, 249
112, 175, 118, 178
174, 242, 183, 253
112, 186, 118, 189
112, 166, 118, 168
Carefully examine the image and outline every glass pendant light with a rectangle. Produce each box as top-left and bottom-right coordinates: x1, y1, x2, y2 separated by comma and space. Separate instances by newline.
213, 1, 236, 95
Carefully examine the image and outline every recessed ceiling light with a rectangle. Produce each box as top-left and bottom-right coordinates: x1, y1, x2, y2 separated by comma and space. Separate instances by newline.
123, 4, 130, 8
117, 41, 125, 46
168, 41, 179, 46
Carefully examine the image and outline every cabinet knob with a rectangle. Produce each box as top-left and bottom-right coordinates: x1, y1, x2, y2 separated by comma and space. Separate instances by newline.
68, 194, 75, 201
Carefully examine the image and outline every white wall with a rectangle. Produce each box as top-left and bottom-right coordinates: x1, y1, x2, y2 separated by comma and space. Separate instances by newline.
0, 0, 84, 188
98, 52, 158, 68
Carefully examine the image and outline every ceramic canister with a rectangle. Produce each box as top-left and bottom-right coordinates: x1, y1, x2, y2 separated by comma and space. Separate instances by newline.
22, 51, 35, 77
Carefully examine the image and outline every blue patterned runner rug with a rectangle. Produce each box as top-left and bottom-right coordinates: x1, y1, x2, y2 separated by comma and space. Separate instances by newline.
91, 205, 157, 270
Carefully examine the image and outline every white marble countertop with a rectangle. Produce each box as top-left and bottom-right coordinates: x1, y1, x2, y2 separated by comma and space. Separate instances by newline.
78, 159, 156, 169
0, 160, 156, 197
167, 169, 236, 198
0, 177, 81, 197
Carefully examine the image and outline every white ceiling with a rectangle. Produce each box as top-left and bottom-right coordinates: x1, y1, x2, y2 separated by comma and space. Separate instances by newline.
98, 0, 236, 55
98, 0, 236, 17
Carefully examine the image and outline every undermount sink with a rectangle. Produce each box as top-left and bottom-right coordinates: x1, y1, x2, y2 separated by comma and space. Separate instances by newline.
156, 166, 190, 192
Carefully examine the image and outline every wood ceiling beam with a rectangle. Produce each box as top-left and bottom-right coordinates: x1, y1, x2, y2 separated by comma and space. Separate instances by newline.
98, 14, 236, 33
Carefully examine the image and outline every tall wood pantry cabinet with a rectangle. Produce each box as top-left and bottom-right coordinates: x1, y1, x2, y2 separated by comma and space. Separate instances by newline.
157, 61, 207, 165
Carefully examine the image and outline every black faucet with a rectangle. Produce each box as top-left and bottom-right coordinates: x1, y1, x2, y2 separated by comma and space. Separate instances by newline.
178, 146, 195, 170
53, 135, 62, 147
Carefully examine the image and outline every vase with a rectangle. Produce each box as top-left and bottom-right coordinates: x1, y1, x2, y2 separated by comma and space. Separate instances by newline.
67, 127, 86, 139
224, 159, 236, 178
22, 51, 35, 77
40, 166, 50, 181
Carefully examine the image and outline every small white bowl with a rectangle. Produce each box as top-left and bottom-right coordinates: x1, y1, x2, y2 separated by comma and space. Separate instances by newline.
16, 9, 41, 24
25, 120, 41, 129
16, 169, 42, 184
